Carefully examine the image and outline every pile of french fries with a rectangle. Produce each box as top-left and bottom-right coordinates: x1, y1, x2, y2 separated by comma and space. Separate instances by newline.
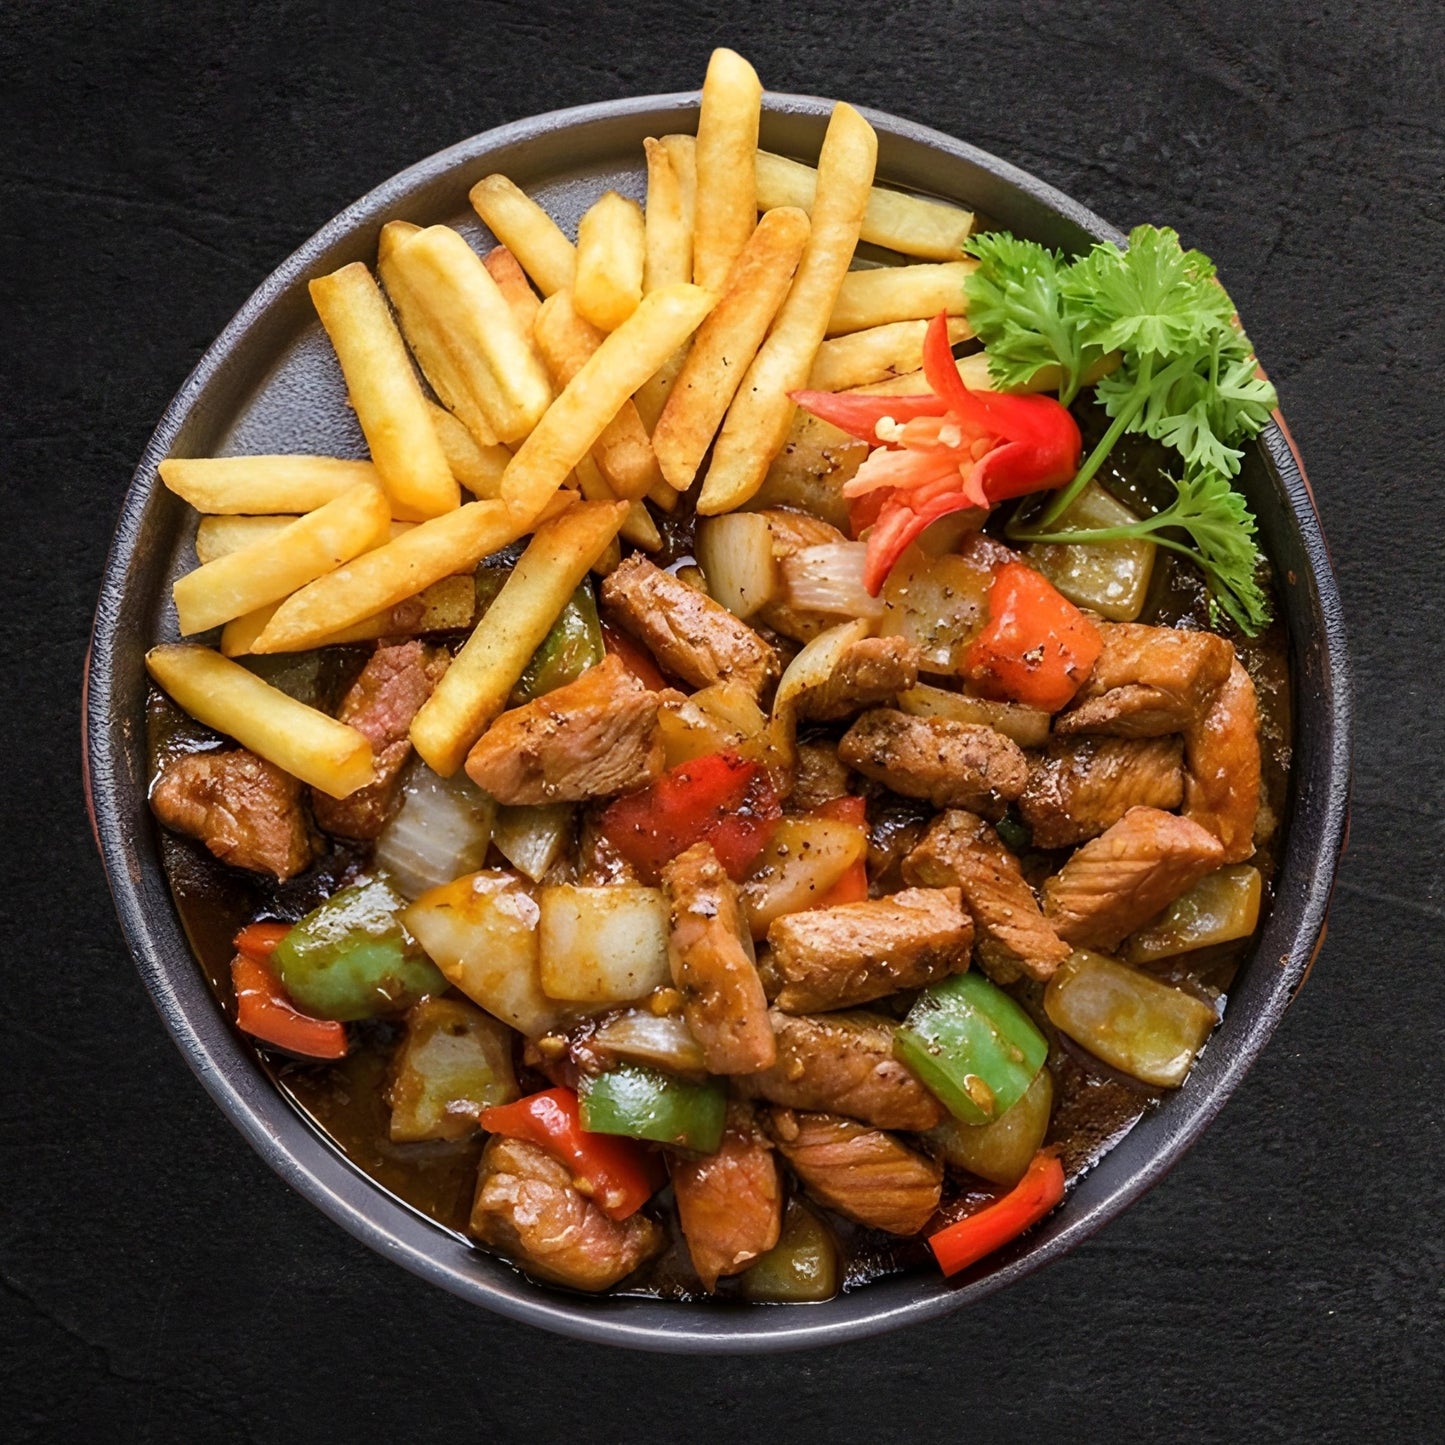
147, 48, 981, 798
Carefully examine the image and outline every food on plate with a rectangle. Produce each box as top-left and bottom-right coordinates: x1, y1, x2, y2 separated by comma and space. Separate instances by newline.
143, 47, 1287, 1303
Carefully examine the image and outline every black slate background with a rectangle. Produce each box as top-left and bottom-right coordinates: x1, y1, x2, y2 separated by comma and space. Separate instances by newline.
3, 1, 1442, 1440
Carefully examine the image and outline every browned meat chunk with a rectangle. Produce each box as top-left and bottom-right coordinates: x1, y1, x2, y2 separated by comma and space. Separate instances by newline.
1019, 736, 1186, 849
465, 655, 664, 805
1184, 658, 1261, 863
152, 749, 318, 881
768, 887, 973, 1013
600, 554, 779, 693
468, 1136, 664, 1292
795, 637, 921, 722
764, 1109, 943, 1236
838, 709, 1027, 817
1043, 805, 1226, 951
790, 739, 853, 811
902, 810, 1071, 983
669, 1104, 783, 1290
1054, 622, 1234, 738
312, 640, 448, 839
662, 842, 776, 1074
740, 1009, 945, 1131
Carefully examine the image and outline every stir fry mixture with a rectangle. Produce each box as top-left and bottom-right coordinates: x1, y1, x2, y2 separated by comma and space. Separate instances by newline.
144, 49, 1285, 1300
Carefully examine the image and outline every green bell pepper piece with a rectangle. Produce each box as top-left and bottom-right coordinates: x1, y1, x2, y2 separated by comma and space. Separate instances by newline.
579, 1063, 727, 1154
272, 875, 444, 1022
894, 972, 1048, 1126
740, 1200, 840, 1303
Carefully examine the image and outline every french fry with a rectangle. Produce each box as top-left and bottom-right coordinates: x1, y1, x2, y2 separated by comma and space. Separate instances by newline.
427, 401, 510, 498
825, 260, 976, 335
159, 456, 379, 515
378, 222, 501, 449
807, 317, 973, 391
145, 644, 375, 799
533, 289, 662, 500
197, 513, 409, 564
642, 138, 690, 291
468, 174, 576, 296
573, 192, 645, 331
252, 498, 529, 654
573, 455, 663, 551
309, 263, 460, 520
755, 151, 975, 261
698, 103, 877, 516
652, 207, 810, 491
173, 483, 392, 635
692, 49, 762, 292
410, 501, 628, 775
660, 135, 697, 230
482, 246, 547, 370
387, 226, 553, 444
501, 283, 716, 521
222, 573, 476, 657
632, 349, 687, 434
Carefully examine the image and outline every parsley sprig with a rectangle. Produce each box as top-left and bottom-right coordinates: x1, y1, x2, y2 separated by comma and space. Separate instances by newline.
965, 223, 1279, 634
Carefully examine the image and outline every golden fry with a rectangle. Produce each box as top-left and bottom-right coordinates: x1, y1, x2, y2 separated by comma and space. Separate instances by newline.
573, 455, 662, 551
253, 498, 528, 653
652, 207, 810, 491
533, 290, 662, 500
173, 483, 391, 635
388, 225, 553, 443
159, 456, 379, 515
642, 138, 690, 291
468, 174, 576, 296
698, 103, 877, 515
573, 192, 645, 331
825, 260, 976, 335
427, 401, 510, 498
483, 246, 543, 332
410, 501, 627, 775
197, 515, 412, 565
145, 644, 375, 798
755, 150, 975, 261
501, 283, 716, 521
309, 262, 460, 520
692, 48, 762, 292
807, 316, 973, 391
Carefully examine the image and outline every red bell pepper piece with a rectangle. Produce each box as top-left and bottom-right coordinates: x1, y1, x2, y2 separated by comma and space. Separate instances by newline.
927, 1150, 1066, 1277
601, 623, 668, 692
811, 796, 869, 907
480, 1087, 663, 1221
599, 751, 781, 882
964, 561, 1103, 711
234, 921, 291, 961
231, 950, 349, 1060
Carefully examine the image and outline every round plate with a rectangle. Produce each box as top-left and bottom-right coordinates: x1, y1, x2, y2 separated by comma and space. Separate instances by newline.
84, 91, 1351, 1353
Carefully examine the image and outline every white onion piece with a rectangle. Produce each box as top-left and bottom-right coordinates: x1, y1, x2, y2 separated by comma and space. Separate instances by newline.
780, 541, 884, 619
375, 764, 497, 900
491, 803, 574, 882
589, 1010, 708, 1074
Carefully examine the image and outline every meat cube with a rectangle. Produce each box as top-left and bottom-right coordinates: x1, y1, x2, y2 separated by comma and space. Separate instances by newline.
662, 841, 776, 1074
790, 740, 853, 811
1043, 805, 1227, 951
795, 636, 921, 722
1019, 736, 1186, 849
151, 749, 318, 881
1053, 622, 1235, 738
600, 554, 779, 694
902, 810, 1071, 984
468, 1136, 664, 1292
670, 1103, 783, 1291
838, 708, 1028, 817
1183, 658, 1261, 864
764, 1108, 943, 1236
465, 655, 665, 806
739, 1009, 945, 1131
767, 887, 973, 1013
311, 640, 449, 840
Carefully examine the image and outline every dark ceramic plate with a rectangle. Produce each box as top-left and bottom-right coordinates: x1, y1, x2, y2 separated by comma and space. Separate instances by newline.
84, 92, 1351, 1353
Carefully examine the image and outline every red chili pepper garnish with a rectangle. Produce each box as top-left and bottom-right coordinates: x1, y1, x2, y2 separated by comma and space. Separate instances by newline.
599, 751, 781, 882
791, 313, 1081, 594
927, 1151, 1066, 1278
480, 1087, 663, 1221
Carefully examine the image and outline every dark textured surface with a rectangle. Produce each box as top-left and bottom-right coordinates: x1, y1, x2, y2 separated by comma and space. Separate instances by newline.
2, 0, 1441, 1439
